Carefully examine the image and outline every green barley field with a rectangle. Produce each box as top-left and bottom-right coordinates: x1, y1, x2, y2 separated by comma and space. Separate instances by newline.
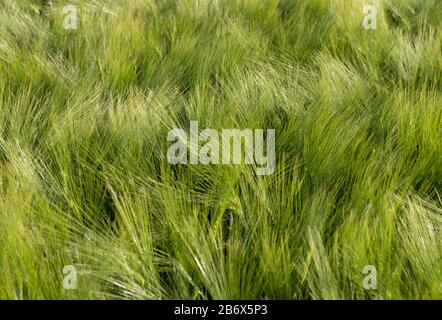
0, 0, 441, 300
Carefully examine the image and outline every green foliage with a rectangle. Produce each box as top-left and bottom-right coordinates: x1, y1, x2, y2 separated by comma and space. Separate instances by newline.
0, 0, 441, 299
